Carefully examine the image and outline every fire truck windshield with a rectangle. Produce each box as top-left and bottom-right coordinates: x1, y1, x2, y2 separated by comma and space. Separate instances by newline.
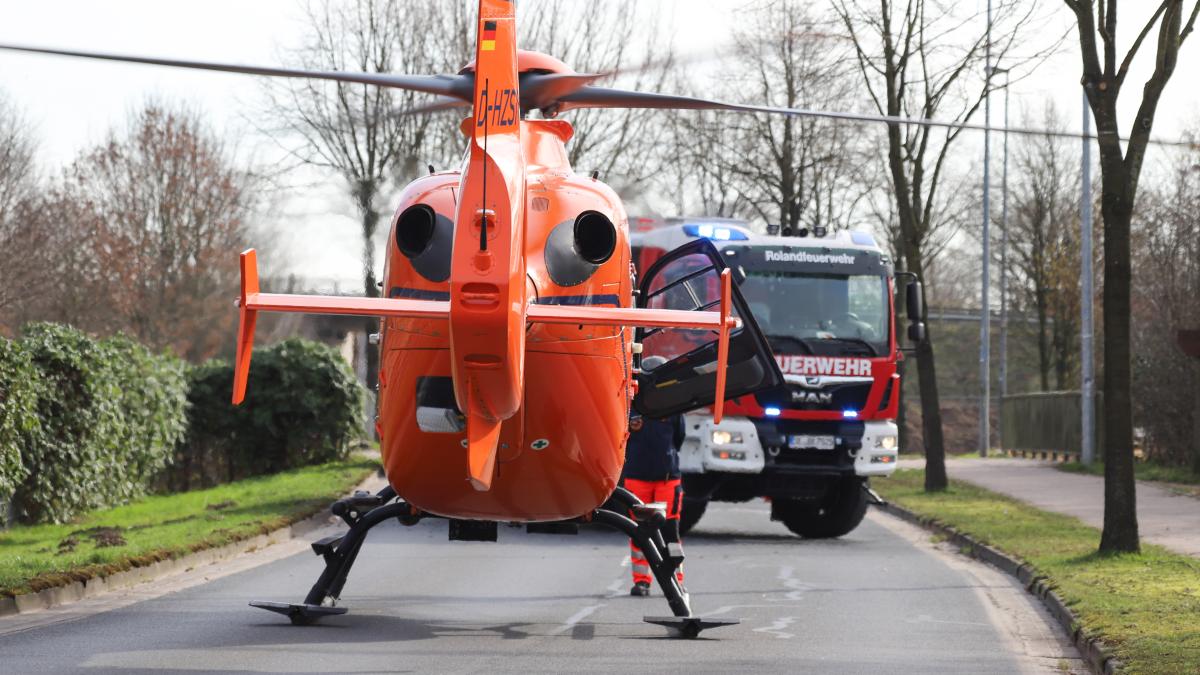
740, 270, 889, 357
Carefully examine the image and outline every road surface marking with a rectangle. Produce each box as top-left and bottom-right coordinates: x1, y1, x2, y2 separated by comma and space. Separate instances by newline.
752, 616, 796, 639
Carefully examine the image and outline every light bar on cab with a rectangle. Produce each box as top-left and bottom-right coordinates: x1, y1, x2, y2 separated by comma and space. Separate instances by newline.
682, 223, 750, 241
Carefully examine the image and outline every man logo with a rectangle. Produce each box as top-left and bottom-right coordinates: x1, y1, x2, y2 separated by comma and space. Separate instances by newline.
791, 390, 833, 405
805, 376, 821, 387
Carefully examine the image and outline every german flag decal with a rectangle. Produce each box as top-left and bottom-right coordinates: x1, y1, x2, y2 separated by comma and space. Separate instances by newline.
481, 20, 497, 51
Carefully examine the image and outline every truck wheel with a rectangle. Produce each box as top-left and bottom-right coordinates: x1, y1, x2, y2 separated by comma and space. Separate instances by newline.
678, 496, 708, 535
775, 479, 868, 539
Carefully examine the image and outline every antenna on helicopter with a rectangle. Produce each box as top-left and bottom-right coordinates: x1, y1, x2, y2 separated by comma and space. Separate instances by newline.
480, 77, 490, 252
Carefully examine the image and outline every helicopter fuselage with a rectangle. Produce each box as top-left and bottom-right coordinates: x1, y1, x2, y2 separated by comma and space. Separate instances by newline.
379, 118, 634, 522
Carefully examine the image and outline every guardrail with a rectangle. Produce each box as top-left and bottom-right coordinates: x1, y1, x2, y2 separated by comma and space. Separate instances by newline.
1001, 391, 1104, 461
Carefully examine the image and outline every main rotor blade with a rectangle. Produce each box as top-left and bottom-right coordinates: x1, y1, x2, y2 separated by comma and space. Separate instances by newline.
404, 96, 472, 116
519, 72, 609, 112
0, 43, 474, 101
558, 86, 1197, 148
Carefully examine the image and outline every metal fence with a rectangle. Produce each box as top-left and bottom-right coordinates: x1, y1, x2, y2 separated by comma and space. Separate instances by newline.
1001, 391, 1104, 458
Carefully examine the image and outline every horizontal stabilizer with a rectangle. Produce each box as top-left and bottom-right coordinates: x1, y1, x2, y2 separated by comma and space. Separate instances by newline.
232, 248, 449, 404
526, 269, 738, 423
525, 304, 737, 331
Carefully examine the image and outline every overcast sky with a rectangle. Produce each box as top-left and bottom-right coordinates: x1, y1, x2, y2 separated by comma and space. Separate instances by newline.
1, 0, 1196, 283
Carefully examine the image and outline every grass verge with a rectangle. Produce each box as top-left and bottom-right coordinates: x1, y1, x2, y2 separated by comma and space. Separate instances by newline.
1058, 461, 1200, 497
0, 458, 377, 598
876, 469, 1200, 674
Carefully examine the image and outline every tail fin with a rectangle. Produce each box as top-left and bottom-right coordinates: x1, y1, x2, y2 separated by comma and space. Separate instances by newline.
449, 0, 526, 492
471, 0, 519, 149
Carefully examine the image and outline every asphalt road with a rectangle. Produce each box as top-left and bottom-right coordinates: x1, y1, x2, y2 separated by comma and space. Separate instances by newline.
0, 501, 1083, 674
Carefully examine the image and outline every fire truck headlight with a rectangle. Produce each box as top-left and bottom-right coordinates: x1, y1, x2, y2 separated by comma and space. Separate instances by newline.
711, 430, 743, 445
875, 435, 897, 451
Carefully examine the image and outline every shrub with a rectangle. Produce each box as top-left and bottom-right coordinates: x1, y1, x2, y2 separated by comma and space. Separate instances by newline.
12, 323, 113, 522
174, 338, 364, 489
11, 323, 188, 523
0, 338, 37, 505
100, 334, 188, 494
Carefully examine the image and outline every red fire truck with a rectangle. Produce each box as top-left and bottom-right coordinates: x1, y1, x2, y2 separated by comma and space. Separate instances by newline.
631, 218, 926, 538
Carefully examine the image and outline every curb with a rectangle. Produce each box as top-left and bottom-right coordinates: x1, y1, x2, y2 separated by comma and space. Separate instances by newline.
0, 469, 383, 619
877, 502, 1122, 675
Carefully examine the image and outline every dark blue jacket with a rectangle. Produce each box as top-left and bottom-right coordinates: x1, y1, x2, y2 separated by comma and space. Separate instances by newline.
623, 415, 685, 481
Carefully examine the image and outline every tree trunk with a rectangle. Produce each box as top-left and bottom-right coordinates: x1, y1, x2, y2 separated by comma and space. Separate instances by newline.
1037, 295, 1050, 391
906, 248, 947, 491
1098, 169, 1139, 554
357, 182, 382, 399
882, 118, 947, 491
915, 327, 947, 490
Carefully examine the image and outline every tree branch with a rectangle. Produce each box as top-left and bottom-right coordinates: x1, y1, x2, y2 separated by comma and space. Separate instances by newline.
1116, 1, 1171, 87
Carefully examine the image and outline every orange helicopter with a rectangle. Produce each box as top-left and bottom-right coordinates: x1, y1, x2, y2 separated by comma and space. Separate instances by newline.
0, 0, 789, 637
2, 0, 1121, 638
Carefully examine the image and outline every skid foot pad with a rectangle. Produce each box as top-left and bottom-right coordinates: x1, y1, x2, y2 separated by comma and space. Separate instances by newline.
643, 615, 740, 639
250, 601, 347, 626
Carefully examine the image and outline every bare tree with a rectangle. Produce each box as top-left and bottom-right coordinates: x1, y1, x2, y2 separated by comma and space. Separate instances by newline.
0, 94, 45, 332
673, 3, 869, 231
835, 0, 1038, 491
519, 0, 676, 193
1063, 0, 1200, 553
1008, 103, 1082, 391
28, 104, 255, 361
262, 0, 446, 393
1130, 136, 1200, 473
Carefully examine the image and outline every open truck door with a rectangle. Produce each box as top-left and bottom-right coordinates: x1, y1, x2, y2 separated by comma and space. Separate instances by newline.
633, 239, 783, 418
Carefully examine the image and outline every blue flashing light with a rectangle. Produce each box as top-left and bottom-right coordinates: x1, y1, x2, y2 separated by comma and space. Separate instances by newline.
764, 406, 782, 417
682, 223, 749, 241
842, 409, 859, 418
850, 231, 877, 247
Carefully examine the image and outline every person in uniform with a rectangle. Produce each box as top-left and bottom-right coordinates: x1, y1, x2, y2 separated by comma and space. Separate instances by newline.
622, 409, 686, 596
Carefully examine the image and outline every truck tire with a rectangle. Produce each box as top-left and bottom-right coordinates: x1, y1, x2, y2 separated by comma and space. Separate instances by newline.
678, 496, 708, 535
774, 479, 868, 539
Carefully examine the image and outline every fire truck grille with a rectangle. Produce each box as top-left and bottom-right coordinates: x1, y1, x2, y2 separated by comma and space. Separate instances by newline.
757, 382, 874, 412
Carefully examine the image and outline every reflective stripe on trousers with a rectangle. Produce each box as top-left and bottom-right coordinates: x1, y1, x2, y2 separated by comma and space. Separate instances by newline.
623, 477, 684, 586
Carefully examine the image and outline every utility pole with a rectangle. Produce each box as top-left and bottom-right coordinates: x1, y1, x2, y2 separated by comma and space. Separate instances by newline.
1080, 87, 1095, 466
998, 68, 1011, 452
979, 0, 993, 458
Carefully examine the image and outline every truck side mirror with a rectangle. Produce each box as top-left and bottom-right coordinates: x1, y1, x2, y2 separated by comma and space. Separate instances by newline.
905, 280, 925, 321
907, 322, 926, 344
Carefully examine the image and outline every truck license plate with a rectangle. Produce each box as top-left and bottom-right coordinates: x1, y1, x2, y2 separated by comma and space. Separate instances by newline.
788, 435, 836, 450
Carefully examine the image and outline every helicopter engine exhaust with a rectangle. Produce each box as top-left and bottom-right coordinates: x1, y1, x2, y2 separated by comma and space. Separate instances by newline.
395, 204, 437, 257
573, 210, 616, 265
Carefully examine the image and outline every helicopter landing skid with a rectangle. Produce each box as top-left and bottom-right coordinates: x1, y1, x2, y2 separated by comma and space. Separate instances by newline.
248, 485, 739, 638
248, 600, 346, 626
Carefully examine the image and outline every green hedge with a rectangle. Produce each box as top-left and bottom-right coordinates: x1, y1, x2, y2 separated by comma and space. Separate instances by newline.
169, 338, 365, 490
0, 339, 37, 505
9, 324, 188, 524
2, 326, 365, 523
